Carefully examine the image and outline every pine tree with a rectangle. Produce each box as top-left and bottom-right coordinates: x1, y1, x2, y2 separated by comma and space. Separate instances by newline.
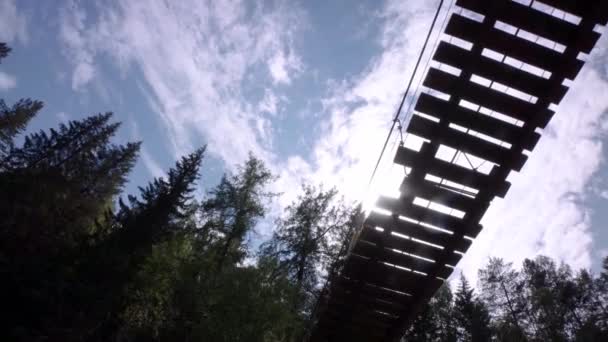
0, 42, 11, 62
453, 274, 492, 342
325, 203, 363, 278
478, 258, 530, 341
403, 284, 457, 342
260, 185, 353, 339
263, 186, 349, 297
81, 148, 206, 340
522, 257, 571, 341
0, 43, 44, 159
0, 113, 141, 249
434, 285, 458, 342
202, 153, 275, 269
0, 99, 43, 157
0, 113, 141, 341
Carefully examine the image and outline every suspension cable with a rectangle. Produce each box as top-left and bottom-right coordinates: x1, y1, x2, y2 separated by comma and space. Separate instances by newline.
367, 0, 446, 189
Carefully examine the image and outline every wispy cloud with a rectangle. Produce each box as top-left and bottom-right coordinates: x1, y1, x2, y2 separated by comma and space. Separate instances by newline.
59, 0, 305, 167
0, 71, 16, 91
278, 0, 440, 203
58, 1, 96, 91
268, 48, 302, 85
140, 148, 165, 179
0, 0, 28, 44
56, 111, 70, 123
129, 119, 165, 179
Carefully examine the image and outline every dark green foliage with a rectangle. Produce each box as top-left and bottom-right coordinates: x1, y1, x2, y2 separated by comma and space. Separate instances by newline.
453, 274, 491, 341
404, 257, 608, 342
0, 42, 10, 62
202, 153, 275, 268
262, 186, 353, 310
0, 111, 141, 341
0, 101, 342, 341
403, 285, 458, 342
2, 104, 607, 342
0, 99, 43, 156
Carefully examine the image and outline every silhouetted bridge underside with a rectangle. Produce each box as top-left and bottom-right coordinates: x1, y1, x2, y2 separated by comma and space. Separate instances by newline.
311, 0, 608, 341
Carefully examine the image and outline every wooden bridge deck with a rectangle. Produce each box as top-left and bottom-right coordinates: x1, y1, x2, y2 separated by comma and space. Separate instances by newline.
310, 0, 608, 341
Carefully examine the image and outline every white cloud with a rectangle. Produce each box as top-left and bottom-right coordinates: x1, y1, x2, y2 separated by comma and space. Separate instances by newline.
268, 49, 302, 85
258, 89, 280, 116
0, 0, 28, 44
56, 111, 70, 122
129, 119, 165, 179
140, 148, 165, 179
279, 0, 440, 203
59, 1, 97, 91
0, 71, 16, 90
59, 0, 305, 167
600, 190, 608, 200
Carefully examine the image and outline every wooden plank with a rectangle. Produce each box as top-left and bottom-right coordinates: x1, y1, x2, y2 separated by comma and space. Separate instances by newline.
366, 211, 472, 252
316, 324, 386, 341
332, 276, 412, 306
407, 114, 527, 170
433, 42, 568, 104
445, 14, 584, 79
359, 224, 463, 266
343, 254, 440, 294
330, 287, 406, 313
539, 0, 608, 25
354, 239, 453, 279
400, 176, 477, 213
376, 196, 483, 238
330, 290, 403, 316
456, 0, 600, 53
394, 145, 511, 197
329, 294, 401, 317
324, 306, 396, 325
424, 67, 555, 129
316, 317, 387, 340
415, 92, 541, 150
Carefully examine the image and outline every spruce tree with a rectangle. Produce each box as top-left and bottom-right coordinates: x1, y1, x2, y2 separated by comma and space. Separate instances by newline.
260, 185, 353, 339
263, 186, 348, 297
522, 257, 571, 341
478, 258, 530, 341
81, 148, 205, 340
0, 46, 43, 157
1, 112, 141, 341
0, 113, 141, 247
454, 274, 492, 342
202, 153, 275, 269
0, 42, 11, 62
0, 99, 43, 157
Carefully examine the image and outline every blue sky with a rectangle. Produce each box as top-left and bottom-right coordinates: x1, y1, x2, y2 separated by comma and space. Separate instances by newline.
1, 0, 608, 280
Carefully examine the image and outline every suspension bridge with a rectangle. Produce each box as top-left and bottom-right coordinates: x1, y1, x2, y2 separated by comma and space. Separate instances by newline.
309, 0, 608, 340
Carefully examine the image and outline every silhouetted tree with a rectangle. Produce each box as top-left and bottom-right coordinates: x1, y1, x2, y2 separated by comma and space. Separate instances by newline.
453, 274, 492, 341
0, 99, 43, 157
0, 42, 10, 62
478, 258, 530, 341
402, 284, 452, 342
202, 153, 275, 269
260, 185, 355, 339
0, 113, 141, 341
